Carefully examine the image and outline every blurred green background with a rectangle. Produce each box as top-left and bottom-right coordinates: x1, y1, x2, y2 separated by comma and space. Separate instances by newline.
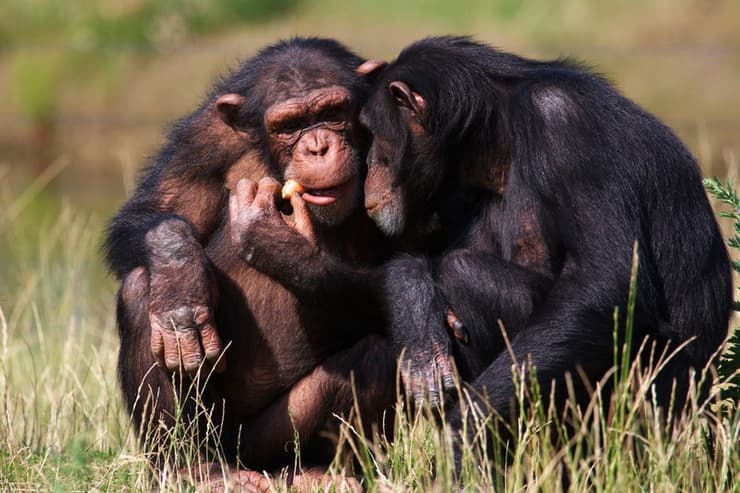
1, 0, 740, 301
2, 0, 739, 208
0, 2, 738, 489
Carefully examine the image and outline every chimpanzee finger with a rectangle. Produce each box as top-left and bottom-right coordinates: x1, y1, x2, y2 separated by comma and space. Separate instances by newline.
411, 370, 426, 409
178, 328, 205, 375
289, 193, 316, 245
228, 194, 241, 246
230, 179, 257, 244
435, 350, 457, 393
425, 367, 441, 408
400, 359, 423, 407
253, 177, 281, 213
399, 358, 412, 389
149, 321, 167, 370
194, 306, 225, 373
235, 178, 258, 210
160, 324, 182, 372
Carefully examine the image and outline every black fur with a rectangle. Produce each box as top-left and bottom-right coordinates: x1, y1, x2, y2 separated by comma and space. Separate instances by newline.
361, 36, 731, 424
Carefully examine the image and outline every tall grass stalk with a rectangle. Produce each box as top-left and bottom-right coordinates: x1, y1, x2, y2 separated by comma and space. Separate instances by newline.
0, 171, 738, 491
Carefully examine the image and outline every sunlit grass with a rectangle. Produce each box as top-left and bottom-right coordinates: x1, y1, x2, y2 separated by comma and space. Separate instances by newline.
0, 166, 738, 491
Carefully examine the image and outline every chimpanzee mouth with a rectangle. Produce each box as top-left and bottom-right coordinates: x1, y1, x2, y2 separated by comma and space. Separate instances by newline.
302, 180, 352, 206
365, 193, 392, 216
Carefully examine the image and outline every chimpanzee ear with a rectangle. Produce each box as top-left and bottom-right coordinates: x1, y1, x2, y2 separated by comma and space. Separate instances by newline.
388, 81, 426, 117
356, 59, 387, 77
215, 93, 246, 129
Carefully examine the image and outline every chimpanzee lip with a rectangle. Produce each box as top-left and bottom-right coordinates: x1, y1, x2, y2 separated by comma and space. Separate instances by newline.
302, 179, 352, 206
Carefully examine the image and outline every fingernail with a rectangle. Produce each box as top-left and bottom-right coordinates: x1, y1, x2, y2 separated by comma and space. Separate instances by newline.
443, 374, 455, 390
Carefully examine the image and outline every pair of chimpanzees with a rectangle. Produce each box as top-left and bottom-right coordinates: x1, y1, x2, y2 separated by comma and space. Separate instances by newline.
105, 36, 731, 487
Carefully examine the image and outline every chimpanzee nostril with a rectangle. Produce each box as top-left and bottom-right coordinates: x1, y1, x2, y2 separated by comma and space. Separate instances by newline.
308, 139, 330, 157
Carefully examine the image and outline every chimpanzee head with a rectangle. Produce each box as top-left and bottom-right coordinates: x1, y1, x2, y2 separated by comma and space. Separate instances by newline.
359, 37, 507, 237
213, 37, 374, 226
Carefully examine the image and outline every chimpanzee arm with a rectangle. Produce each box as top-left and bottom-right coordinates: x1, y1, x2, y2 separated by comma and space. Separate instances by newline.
224, 191, 387, 326
229, 177, 384, 320
104, 104, 249, 280
448, 275, 621, 429
245, 225, 379, 300
383, 250, 551, 406
105, 104, 252, 374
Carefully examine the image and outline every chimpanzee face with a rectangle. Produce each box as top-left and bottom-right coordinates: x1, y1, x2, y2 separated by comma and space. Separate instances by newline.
362, 134, 407, 236
360, 79, 431, 237
216, 57, 368, 227
262, 83, 364, 226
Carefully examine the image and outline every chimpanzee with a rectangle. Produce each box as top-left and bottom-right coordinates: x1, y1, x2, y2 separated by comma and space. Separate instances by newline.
359, 37, 731, 428
104, 38, 397, 489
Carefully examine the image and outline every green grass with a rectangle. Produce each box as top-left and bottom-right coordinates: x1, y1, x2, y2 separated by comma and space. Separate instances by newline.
0, 167, 738, 491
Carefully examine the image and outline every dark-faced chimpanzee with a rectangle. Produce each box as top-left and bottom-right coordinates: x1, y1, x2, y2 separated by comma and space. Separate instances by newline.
104, 38, 397, 489
359, 37, 731, 430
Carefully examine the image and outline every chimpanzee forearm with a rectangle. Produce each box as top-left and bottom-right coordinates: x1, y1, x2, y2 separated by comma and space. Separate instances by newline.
238, 219, 383, 319
106, 198, 200, 280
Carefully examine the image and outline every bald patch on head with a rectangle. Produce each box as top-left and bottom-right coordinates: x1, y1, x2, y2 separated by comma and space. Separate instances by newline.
532, 86, 576, 124
263, 52, 351, 103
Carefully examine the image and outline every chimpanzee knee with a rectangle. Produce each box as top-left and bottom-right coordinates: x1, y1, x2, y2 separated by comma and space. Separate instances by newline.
117, 268, 175, 440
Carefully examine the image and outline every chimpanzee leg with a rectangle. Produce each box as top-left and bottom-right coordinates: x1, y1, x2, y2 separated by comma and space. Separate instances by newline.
117, 267, 227, 469
383, 252, 551, 406
237, 334, 397, 471
434, 249, 551, 380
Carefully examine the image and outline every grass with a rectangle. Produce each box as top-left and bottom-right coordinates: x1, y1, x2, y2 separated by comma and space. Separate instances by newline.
1, 1, 738, 490
0, 164, 738, 492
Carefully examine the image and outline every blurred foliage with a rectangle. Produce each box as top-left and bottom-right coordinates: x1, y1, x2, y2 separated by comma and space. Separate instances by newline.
0, 0, 300, 50
8, 52, 61, 121
1, 0, 300, 120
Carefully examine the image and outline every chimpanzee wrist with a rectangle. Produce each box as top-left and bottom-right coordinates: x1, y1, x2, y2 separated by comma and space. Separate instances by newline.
145, 216, 205, 269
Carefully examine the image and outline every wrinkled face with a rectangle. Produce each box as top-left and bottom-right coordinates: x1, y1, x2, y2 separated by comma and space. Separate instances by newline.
217, 59, 368, 228
361, 131, 406, 236
360, 80, 430, 237
264, 83, 365, 226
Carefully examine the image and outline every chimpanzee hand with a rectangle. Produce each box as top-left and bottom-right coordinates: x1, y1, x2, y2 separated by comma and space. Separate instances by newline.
401, 309, 470, 407
385, 255, 462, 408
229, 177, 316, 261
145, 219, 224, 375
399, 309, 471, 408
398, 319, 457, 409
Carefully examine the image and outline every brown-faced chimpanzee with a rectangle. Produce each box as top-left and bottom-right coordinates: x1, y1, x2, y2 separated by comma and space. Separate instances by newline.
104, 38, 397, 489
359, 37, 731, 434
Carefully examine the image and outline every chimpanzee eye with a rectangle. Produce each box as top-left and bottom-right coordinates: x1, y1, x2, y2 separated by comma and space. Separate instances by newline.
319, 107, 346, 124
278, 119, 303, 135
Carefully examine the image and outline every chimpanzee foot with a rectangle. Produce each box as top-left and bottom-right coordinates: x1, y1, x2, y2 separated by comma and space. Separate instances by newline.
195, 469, 268, 493
289, 467, 362, 493
202, 466, 362, 493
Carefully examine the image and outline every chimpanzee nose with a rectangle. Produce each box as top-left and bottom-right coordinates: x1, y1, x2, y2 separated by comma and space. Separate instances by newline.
306, 138, 329, 157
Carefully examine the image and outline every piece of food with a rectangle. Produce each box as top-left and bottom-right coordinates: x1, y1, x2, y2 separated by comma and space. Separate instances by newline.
281, 179, 305, 200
